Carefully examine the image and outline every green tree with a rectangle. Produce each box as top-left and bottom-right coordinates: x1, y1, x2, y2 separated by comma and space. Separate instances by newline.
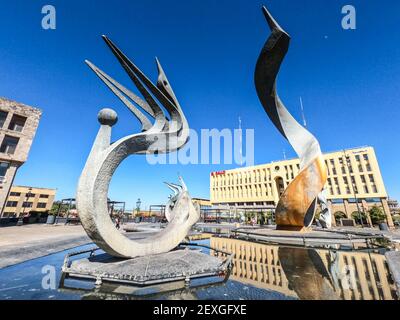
368, 206, 386, 225
351, 211, 367, 225
334, 211, 346, 223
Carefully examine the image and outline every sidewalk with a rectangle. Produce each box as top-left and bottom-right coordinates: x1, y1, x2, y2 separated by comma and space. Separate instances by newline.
0, 224, 90, 269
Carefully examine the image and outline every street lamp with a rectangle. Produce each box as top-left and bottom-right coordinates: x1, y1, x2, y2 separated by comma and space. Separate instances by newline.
343, 150, 365, 228
18, 187, 33, 226
136, 198, 141, 216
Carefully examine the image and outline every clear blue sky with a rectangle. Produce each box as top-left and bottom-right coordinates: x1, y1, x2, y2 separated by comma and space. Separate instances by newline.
0, 0, 399, 210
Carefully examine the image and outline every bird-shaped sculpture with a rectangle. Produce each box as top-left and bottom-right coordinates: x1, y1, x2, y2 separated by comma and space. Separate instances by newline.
76, 35, 199, 258
254, 6, 330, 231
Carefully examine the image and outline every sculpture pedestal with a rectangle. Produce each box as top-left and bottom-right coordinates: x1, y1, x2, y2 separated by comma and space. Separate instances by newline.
60, 246, 232, 294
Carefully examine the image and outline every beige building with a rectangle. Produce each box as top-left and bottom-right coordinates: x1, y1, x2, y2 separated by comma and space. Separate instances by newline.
0, 98, 42, 217
192, 198, 212, 209
2, 185, 56, 217
210, 146, 393, 226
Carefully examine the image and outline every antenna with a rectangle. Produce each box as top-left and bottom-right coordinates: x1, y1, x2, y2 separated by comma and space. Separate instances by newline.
300, 96, 307, 128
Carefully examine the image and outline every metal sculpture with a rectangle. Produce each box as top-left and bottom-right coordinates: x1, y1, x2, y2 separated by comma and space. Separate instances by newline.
76, 35, 199, 258
254, 6, 331, 231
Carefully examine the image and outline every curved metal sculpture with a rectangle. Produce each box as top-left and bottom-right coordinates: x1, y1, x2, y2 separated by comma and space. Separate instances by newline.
254, 6, 330, 231
76, 35, 199, 258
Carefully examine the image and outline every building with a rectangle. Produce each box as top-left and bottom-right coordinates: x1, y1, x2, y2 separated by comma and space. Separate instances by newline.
210, 146, 394, 226
388, 198, 400, 216
192, 198, 212, 210
0, 98, 42, 217
2, 186, 56, 217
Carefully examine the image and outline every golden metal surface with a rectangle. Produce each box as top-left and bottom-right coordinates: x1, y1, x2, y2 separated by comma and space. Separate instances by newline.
275, 155, 327, 229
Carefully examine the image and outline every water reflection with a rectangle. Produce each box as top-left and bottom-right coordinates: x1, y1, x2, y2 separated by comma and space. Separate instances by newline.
211, 237, 398, 300
0, 239, 397, 300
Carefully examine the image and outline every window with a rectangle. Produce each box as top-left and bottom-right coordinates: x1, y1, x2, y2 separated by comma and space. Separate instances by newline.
0, 135, 19, 154
6, 201, 18, 207
9, 192, 20, 196
0, 162, 9, 178
8, 115, 27, 132
0, 111, 8, 128
3, 212, 15, 218
22, 202, 33, 208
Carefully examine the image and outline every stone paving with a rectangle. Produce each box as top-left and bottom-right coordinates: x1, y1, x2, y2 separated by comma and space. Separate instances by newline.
0, 224, 157, 269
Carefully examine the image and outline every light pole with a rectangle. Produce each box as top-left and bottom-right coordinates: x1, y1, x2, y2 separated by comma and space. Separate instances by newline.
343, 150, 365, 228
18, 187, 33, 226
136, 198, 141, 216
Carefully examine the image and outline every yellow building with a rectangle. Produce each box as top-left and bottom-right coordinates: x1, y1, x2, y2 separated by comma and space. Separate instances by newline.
2, 185, 56, 217
192, 198, 212, 210
210, 146, 393, 226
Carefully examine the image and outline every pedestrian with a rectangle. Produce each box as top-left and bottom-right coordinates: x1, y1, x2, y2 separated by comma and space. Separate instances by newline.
115, 216, 120, 230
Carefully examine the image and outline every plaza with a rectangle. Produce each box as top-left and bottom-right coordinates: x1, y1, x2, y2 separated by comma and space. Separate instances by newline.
0, 0, 399, 305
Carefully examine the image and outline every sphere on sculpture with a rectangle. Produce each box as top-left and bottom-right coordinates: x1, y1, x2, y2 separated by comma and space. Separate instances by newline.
97, 108, 118, 126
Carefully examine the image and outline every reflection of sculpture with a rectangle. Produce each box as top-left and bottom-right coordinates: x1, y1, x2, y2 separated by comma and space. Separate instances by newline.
278, 247, 339, 300
254, 6, 328, 231
76, 35, 199, 258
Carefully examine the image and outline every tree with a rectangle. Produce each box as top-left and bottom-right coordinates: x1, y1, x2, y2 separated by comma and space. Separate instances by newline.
351, 211, 367, 225
368, 206, 386, 225
334, 211, 346, 223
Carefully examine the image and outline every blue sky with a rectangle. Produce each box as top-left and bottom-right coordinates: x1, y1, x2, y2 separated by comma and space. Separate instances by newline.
0, 0, 399, 210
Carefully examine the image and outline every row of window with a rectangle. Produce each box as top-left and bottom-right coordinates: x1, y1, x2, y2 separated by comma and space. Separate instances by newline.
214, 173, 379, 200
325, 153, 372, 176
212, 164, 300, 187
212, 153, 374, 188
6, 201, 47, 208
213, 183, 275, 200
9, 192, 50, 198
326, 174, 378, 196
0, 111, 27, 132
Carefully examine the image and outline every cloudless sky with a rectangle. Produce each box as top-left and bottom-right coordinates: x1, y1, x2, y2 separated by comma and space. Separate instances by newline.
0, 0, 399, 210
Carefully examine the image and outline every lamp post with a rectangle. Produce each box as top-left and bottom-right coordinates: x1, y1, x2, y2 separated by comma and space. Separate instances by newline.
343, 150, 365, 228
17, 187, 33, 226
136, 198, 141, 216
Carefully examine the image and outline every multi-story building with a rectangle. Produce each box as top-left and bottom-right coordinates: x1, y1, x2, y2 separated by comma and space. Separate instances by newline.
192, 198, 212, 210
210, 146, 394, 226
0, 98, 42, 217
2, 186, 56, 217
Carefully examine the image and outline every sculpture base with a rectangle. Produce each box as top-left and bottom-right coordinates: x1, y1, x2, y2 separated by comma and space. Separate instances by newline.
60, 245, 233, 295
276, 226, 312, 233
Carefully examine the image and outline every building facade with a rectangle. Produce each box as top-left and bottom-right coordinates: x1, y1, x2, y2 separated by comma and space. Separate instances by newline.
0, 98, 42, 217
210, 146, 393, 226
192, 198, 212, 210
2, 186, 56, 217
